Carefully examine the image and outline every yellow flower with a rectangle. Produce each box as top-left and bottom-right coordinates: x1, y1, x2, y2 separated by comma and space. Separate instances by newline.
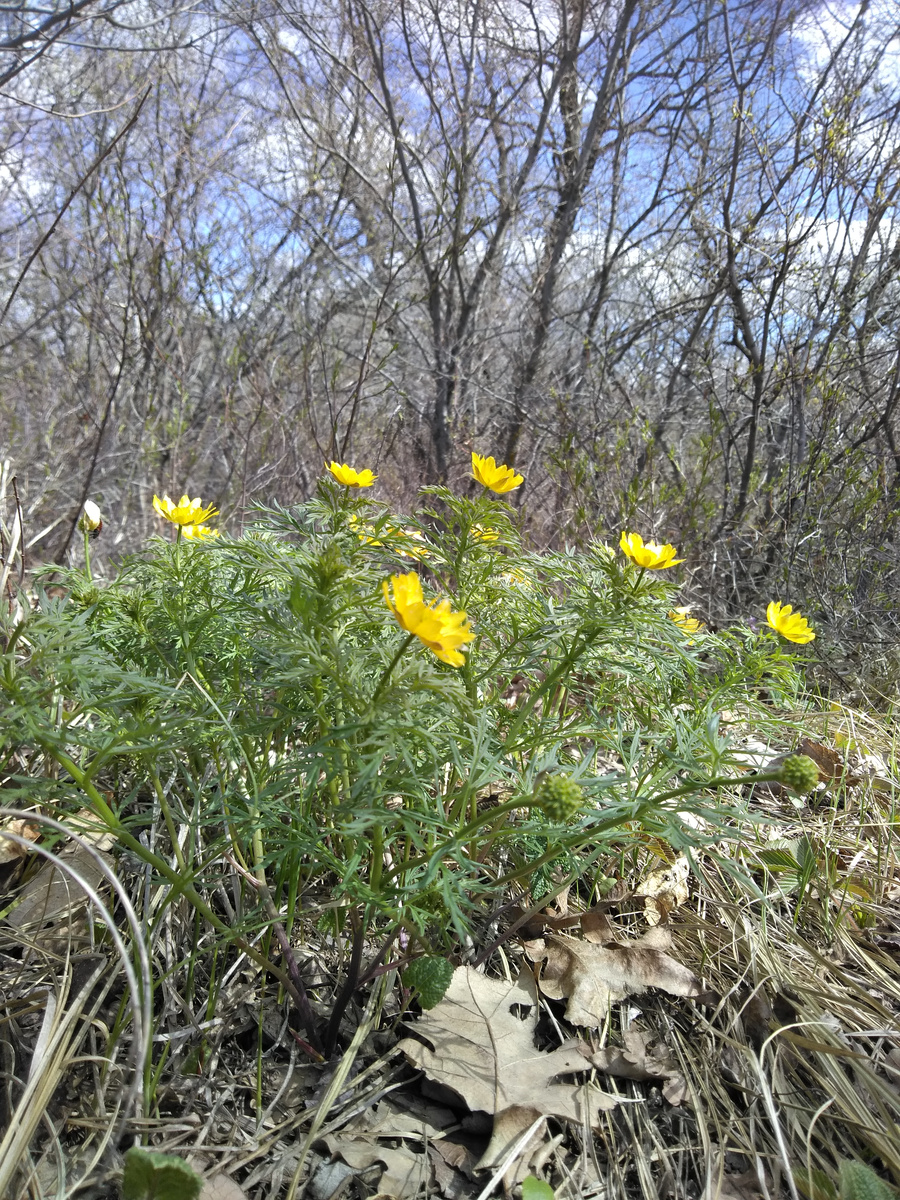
619, 531, 684, 570
471, 524, 499, 543
350, 517, 429, 559
327, 461, 377, 487
153, 493, 219, 527
348, 514, 383, 547
668, 606, 703, 633
396, 528, 430, 560
182, 524, 220, 540
471, 452, 523, 494
501, 568, 531, 588
383, 571, 474, 667
766, 601, 815, 644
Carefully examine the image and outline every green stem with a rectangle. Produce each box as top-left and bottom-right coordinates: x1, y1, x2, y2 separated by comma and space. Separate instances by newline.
503, 631, 591, 747
392, 769, 793, 884
149, 766, 187, 874
83, 529, 92, 583
370, 821, 384, 895
370, 632, 416, 709
46, 745, 316, 1028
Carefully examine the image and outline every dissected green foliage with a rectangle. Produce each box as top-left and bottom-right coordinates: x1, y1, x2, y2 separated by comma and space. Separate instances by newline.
5, 471, 876, 1197
1, 478, 806, 977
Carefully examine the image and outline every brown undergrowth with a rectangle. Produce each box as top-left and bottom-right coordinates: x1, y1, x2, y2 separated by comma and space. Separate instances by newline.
1, 716, 898, 1200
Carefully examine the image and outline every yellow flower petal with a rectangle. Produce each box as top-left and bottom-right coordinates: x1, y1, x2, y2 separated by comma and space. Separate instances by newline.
766, 600, 815, 644
153, 492, 219, 526
471, 452, 523, 494
471, 524, 499, 543
383, 571, 474, 667
182, 524, 220, 540
619, 531, 684, 570
327, 461, 377, 487
668, 606, 703, 633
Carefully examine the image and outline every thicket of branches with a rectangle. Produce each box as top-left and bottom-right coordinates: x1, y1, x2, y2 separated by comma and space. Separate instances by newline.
3, 0, 900, 646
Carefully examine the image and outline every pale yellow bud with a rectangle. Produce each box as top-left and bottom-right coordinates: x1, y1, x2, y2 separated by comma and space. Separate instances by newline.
78, 500, 103, 534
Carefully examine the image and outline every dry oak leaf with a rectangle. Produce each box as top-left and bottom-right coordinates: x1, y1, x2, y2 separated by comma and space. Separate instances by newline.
796, 737, 859, 786
590, 1029, 688, 1106
321, 1135, 427, 1199
639, 855, 690, 926
397, 966, 615, 1143
0, 818, 41, 865
478, 1105, 547, 1187
199, 1175, 248, 1200
527, 927, 706, 1026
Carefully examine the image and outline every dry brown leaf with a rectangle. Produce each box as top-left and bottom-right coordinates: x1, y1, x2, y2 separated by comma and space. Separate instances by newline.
429, 1136, 480, 1181
590, 1029, 688, 1106
591, 1028, 668, 1081
477, 1105, 545, 1185
0, 818, 40, 864
427, 1144, 470, 1200
702, 1159, 768, 1200
797, 737, 859, 786
662, 1073, 688, 1106
6, 842, 113, 930
322, 1134, 427, 1199
639, 856, 689, 926
527, 928, 705, 1026
397, 966, 615, 1155
580, 908, 616, 943
308, 1159, 355, 1200
199, 1175, 248, 1200
355, 1098, 450, 1141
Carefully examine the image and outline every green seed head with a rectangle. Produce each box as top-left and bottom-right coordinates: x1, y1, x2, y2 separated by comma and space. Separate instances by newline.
778, 754, 820, 794
535, 774, 585, 821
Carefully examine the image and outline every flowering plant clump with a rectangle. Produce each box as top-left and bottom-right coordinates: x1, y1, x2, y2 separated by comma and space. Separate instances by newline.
619, 531, 684, 570
327, 461, 377, 487
471, 452, 523, 494
153, 493, 219, 527
12, 452, 847, 1094
766, 601, 815, 644
383, 571, 474, 666
182, 524, 220, 540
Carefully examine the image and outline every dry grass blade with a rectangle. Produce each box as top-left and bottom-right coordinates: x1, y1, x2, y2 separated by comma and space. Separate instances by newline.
0, 809, 152, 1196
285, 969, 395, 1200
0, 955, 110, 1199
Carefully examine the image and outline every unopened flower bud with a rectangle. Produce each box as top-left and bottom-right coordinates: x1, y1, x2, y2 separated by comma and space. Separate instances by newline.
78, 500, 103, 537
534, 773, 585, 821
778, 754, 819, 795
